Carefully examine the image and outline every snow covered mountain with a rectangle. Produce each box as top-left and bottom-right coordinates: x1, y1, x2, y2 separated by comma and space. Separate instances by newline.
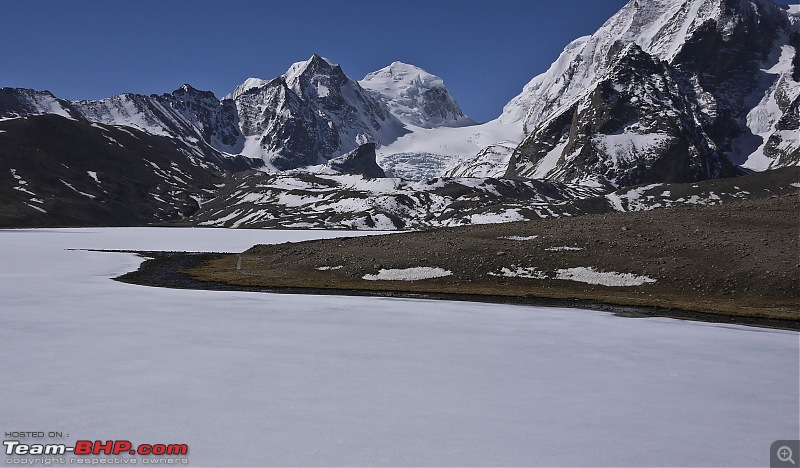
374, 0, 800, 183
360, 62, 474, 129
504, 0, 800, 186
224, 55, 407, 170
1, 0, 798, 230
0, 85, 251, 170
0, 56, 476, 175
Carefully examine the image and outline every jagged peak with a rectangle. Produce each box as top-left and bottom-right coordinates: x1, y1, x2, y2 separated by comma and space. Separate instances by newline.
500, 0, 788, 132
224, 77, 270, 100
171, 84, 217, 100
284, 54, 342, 88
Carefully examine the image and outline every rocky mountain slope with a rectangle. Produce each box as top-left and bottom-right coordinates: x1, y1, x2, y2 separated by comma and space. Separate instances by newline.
0, 55, 477, 177
184, 165, 798, 230
172, 188, 799, 325
0, 85, 249, 161
0, 115, 241, 227
225, 55, 408, 170
185, 171, 606, 230
505, 0, 800, 186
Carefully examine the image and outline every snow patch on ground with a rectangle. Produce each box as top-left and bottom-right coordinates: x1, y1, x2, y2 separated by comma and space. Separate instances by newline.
533, 140, 568, 178
24, 202, 46, 213
499, 235, 539, 241
489, 266, 547, 279
363, 267, 452, 281
546, 246, 584, 251
468, 208, 526, 225
316, 265, 343, 271
556, 267, 656, 286
59, 179, 96, 199
606, 183, 664, 211
593, 132, 673, 167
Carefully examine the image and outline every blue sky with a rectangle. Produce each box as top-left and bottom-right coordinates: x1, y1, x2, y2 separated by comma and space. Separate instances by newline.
1, 0, 796, 122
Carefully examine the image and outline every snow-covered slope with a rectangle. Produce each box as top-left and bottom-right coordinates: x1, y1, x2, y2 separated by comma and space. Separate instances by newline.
443, 142, 517, 178
360, 62, 474, 129
731, 3, 800, 170
73, 85, 244, 153
504, 0, 790, 135
0, 88, 78, 120
359, 62, 522, 180
227, 55, 407, 170
0, 85, 252, 169
189, 172, 606, 230
376, 119, 521, 179
506, 0, 799, 186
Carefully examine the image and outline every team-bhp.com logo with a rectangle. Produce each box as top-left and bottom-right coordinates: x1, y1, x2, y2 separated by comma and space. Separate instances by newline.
4, 439, 188, 456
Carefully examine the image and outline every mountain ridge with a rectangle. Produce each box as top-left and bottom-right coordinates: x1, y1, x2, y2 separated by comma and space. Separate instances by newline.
0, 0, 798, 229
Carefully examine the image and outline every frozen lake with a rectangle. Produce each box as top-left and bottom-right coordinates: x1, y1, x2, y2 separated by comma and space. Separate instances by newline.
1, 228, 797, 467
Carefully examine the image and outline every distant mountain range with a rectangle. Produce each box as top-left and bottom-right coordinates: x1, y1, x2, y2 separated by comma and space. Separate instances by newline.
1, 0, 798, 228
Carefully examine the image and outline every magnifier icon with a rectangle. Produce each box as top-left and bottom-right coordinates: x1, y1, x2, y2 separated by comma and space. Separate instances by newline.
778, 446, 796, 464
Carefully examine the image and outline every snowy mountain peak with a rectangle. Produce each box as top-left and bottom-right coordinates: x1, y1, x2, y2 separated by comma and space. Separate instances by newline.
365, 62, 446, 89
225, 55, 405, 170
284, 54, 341, 89
501, 0, 789, 134
224, 78, 270, 101
172, 84, 218, 101
360, 62, 474, 129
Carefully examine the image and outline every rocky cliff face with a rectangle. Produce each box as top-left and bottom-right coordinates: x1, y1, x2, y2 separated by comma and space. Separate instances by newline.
324, 143, 386, 178
508, 43, 737, 186
505, 0, 799, 186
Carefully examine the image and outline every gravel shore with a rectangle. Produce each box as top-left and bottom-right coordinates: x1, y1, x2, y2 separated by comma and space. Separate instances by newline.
119, 192, 799, 330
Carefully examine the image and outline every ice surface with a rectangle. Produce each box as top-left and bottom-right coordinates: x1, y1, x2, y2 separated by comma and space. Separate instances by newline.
0, 228, 797, 466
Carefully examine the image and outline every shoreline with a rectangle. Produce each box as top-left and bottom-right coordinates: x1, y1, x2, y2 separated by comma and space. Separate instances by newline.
115, 251, 800, 332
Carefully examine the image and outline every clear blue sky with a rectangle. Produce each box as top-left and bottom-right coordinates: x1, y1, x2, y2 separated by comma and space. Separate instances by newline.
1, 0, 796, 123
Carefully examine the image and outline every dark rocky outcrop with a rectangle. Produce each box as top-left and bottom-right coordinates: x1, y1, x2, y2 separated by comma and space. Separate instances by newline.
325, 143, 386, 178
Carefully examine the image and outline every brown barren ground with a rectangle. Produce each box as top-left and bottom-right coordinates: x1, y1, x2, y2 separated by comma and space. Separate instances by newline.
181, 193, 799, 326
